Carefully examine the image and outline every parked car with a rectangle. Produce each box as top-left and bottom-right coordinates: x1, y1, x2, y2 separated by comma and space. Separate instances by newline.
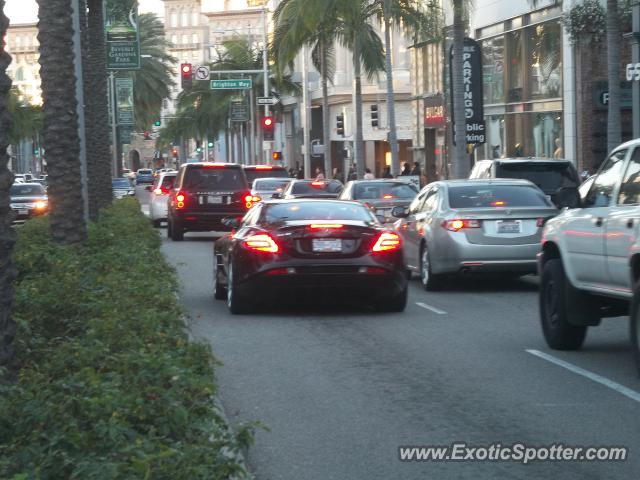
10, 182, 49, 221
135, 168, 154, 185
251, 177, 292, 202
213, 199, 407, 314
167, 162, 251, 241
149, 171, 177, 227
538, 139, 640, 373
243, 165, 289, 188
112, 178, 135, 199
339, 179, 418, 224
393, 179, 558, 290
469, 158, 581, 208
278, 179, 343, 199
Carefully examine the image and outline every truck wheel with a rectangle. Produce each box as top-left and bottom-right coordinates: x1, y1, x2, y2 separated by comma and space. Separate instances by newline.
630, 283, 640, 376
540, 259, 588, 350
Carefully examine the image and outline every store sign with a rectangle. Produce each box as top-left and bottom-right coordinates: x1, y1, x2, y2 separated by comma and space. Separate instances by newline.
105, 0, 141, 70
449, 38, 485, 145
593, 81, 633, 110
424, 94, 445, 128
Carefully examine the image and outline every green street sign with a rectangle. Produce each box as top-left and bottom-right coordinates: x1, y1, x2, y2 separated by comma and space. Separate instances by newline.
211, 79, 252, 90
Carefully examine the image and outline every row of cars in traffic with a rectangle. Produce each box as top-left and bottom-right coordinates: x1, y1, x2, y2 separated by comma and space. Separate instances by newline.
143, 150, 640, 374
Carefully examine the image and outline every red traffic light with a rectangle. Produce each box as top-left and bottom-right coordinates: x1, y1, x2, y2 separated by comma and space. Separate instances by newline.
262, 116, 274, 128
181, 63, 192, 75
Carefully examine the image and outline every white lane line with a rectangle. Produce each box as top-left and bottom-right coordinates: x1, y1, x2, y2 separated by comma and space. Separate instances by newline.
415, 302, 447, 315
526, 349, 640, 404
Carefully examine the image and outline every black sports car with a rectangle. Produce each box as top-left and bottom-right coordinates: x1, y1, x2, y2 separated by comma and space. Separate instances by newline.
213, 199, 408, 314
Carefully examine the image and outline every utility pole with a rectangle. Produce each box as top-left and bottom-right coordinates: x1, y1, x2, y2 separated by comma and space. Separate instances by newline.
71, 0, 89, 224
383, 0, 400, 177
262, 6, 271, 164
632, 1, 640, 137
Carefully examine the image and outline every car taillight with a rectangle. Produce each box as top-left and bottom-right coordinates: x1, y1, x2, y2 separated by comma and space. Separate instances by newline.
243, 233, 279, 253
442, 219, 481, 231
372, 232, 401, 252
491, 200, 506, 207
382, 194, 394, 199
309, 224, 344, 229
175, 192, 186, 209
244, 194, 258, 209
255, 165, 273, 170
311, 181, 325, 187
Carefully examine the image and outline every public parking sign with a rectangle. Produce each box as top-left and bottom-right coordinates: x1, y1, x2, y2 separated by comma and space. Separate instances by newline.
211, 79, 252, 90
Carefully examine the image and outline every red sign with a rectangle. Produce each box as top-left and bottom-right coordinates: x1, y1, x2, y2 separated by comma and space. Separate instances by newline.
425, 105, 444, 128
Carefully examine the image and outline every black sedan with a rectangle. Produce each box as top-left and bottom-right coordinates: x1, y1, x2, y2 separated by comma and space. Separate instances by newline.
10, 183, 49, 221
213, 199, 408, 314
277, 179, 343, 199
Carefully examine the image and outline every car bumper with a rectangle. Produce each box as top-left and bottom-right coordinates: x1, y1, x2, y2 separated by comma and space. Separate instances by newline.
432, 233, 541, 274
150, 197, 169, 220
11, 208, 47, 221
173, 209, 246, 231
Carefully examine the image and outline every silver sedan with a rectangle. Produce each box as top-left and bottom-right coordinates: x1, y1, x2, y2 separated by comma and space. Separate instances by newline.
393, 179, 558, 290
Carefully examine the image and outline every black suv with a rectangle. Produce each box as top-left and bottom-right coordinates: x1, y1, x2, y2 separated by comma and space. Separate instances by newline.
167, 163, 252, 241
469, 158, 581, 208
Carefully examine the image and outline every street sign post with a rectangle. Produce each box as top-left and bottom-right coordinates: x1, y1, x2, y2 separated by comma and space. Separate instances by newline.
257, 96, 279, 106
211, 79, 252, 90
195, 65, 210, 80
230, 100, 249, 122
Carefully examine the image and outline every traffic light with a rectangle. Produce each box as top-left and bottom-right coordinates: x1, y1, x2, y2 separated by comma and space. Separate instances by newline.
172, 147, 178, 157
262, 116, 275, 141
143, 131, 151, 140
154, 119, 161, 127
180, 63, 193, 89
195, 139, 202, 153
336, 113, 344, 137
272, 151, 282, 161
207, 140, 214, 148
371, 104, 379, 128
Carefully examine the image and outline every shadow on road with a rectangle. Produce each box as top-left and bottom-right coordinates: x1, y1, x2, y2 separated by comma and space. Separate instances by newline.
432, 274, 539, 293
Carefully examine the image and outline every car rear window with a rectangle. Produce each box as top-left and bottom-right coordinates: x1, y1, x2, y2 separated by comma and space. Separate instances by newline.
161, 175, 176, 189
262, 201, 375, 223
11, 184, 45, 196
112, 179, 130, 188
183, 166, 246, 191
138, 169, 152, 175
448, 185, 552, 208
291, 180, 343, 195
496, 162, 579, 192
353, 182, 417, 200
245, 168, 288, 184
253, 178, 291, 191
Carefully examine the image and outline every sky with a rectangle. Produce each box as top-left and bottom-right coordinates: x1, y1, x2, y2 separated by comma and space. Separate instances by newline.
5, 0, 164, 25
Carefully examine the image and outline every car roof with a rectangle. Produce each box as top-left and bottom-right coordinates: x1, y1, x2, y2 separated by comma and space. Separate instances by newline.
431, 178, 538, 188
253, 176, 292, 182
348, 179, 412, 183
243, 164, 286, 170
480, 158, 574, 165
612, 138, 640, 151
261, 198, 362, 206
182, 162, 241, 168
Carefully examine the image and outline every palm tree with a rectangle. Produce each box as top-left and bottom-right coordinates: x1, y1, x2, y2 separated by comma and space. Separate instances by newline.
451, 0, 468, 178
7, 89, 42, 147
37, 0, 87, 244
606, 0, 621, 153
0, 0, 16, 369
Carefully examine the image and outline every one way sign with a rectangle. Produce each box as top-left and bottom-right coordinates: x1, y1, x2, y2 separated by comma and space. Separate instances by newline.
257, 97, 279, 106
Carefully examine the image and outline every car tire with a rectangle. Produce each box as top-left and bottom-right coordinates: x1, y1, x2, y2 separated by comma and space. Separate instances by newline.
227, 262, 253, 314
630, 282, 640, 377
420, 243, 445, 291
539, 259, 588, 350
169, 219, 184, 241
213, 253, 227, 301
377, 284, 408, 313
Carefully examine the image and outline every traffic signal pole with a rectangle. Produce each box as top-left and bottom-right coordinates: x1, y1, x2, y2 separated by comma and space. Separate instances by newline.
262, 6, 271, 164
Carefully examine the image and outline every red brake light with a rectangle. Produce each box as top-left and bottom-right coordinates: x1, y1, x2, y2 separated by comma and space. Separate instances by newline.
442, 219, 481, 231
372, 232, 401, 252
255, 166, 273, 170
176, 193, 185, 202
175, 192, 186, 209
203, 164, 225, 168
243, 233, 279, 253
309, 224, 344, 229
383, 194, 394, 199
311, 181, 325, 187
491, 200, 506, 207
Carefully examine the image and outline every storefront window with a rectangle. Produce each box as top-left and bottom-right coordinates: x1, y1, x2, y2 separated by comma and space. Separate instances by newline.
485, 115, 506, 159
482, 36, 505, 104
532, 112, 562, 158
528, 22, 562, 100
507, 30, 524, 102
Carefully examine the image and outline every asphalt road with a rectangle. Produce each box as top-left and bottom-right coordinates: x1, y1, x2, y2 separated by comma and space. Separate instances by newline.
139, 187, 640, 479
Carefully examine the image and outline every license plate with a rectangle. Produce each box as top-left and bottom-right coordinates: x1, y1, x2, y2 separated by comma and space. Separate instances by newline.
497, 220, 522, 234
312, 238, 342, 252
18, 209, 28, 215
207, 195, 223, 204
376, 209, 391, 218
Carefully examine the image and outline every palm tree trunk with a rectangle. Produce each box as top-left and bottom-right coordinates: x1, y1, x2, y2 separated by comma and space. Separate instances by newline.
0, 0, 17, 368
87, 0, 113, 215
383, 0, 400, 177
37, 0, 87, 244
320, 38, 333, 179
451, 0, 468, 179
353, 49, 365, 179
607, 0, 621, 153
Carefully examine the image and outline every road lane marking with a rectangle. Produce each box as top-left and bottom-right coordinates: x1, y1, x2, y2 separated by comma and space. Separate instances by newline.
526, 349, 640, 404
416, 302, 447, 315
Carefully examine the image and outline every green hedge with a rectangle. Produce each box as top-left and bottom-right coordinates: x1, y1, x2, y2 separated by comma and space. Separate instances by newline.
0, 199, 252, 479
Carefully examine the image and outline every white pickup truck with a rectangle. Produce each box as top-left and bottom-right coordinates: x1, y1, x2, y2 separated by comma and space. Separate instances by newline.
538, 139, 640, 375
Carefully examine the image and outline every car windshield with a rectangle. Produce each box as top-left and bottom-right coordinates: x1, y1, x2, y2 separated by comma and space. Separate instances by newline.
291, 180, 343, 195
353, 182, 417, 200
138, 169, 152, 175
496, 162, 578, 192
253, 178, 291, 191
112, 179, 131, 188
245, 168, 288, 185
262, 201, 375, 224
11, 184, 45, 196
183, 167, 246, 191
161, 175, 176, 189
448, 185, 552, 208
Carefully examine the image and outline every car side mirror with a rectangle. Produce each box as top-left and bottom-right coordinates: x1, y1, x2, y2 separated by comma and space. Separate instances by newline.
271, 192, 283, 199
555, 186, 581, 209
391, 206, 408, 218
222, 216, 242, 229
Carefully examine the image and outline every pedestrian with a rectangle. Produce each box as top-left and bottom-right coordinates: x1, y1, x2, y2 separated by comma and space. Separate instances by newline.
296, 166, 304, 179
315, 167, 325, 180
411, 161, 421, 176
348, 165, 357, 181
332, 167, 342, 181
400, 162, 411, 175
364, 168, 375, 180
382, 166, 392, 178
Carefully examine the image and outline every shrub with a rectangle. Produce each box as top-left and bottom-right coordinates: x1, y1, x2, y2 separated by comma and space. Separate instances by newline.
0, 199, 252, 479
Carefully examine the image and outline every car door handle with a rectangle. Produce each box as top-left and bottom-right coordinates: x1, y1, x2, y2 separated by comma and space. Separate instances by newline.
627, 219, 635, 229
593, 217, 603, 227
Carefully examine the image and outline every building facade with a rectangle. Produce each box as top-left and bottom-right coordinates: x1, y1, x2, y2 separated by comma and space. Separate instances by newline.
5, 22, 41, 106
